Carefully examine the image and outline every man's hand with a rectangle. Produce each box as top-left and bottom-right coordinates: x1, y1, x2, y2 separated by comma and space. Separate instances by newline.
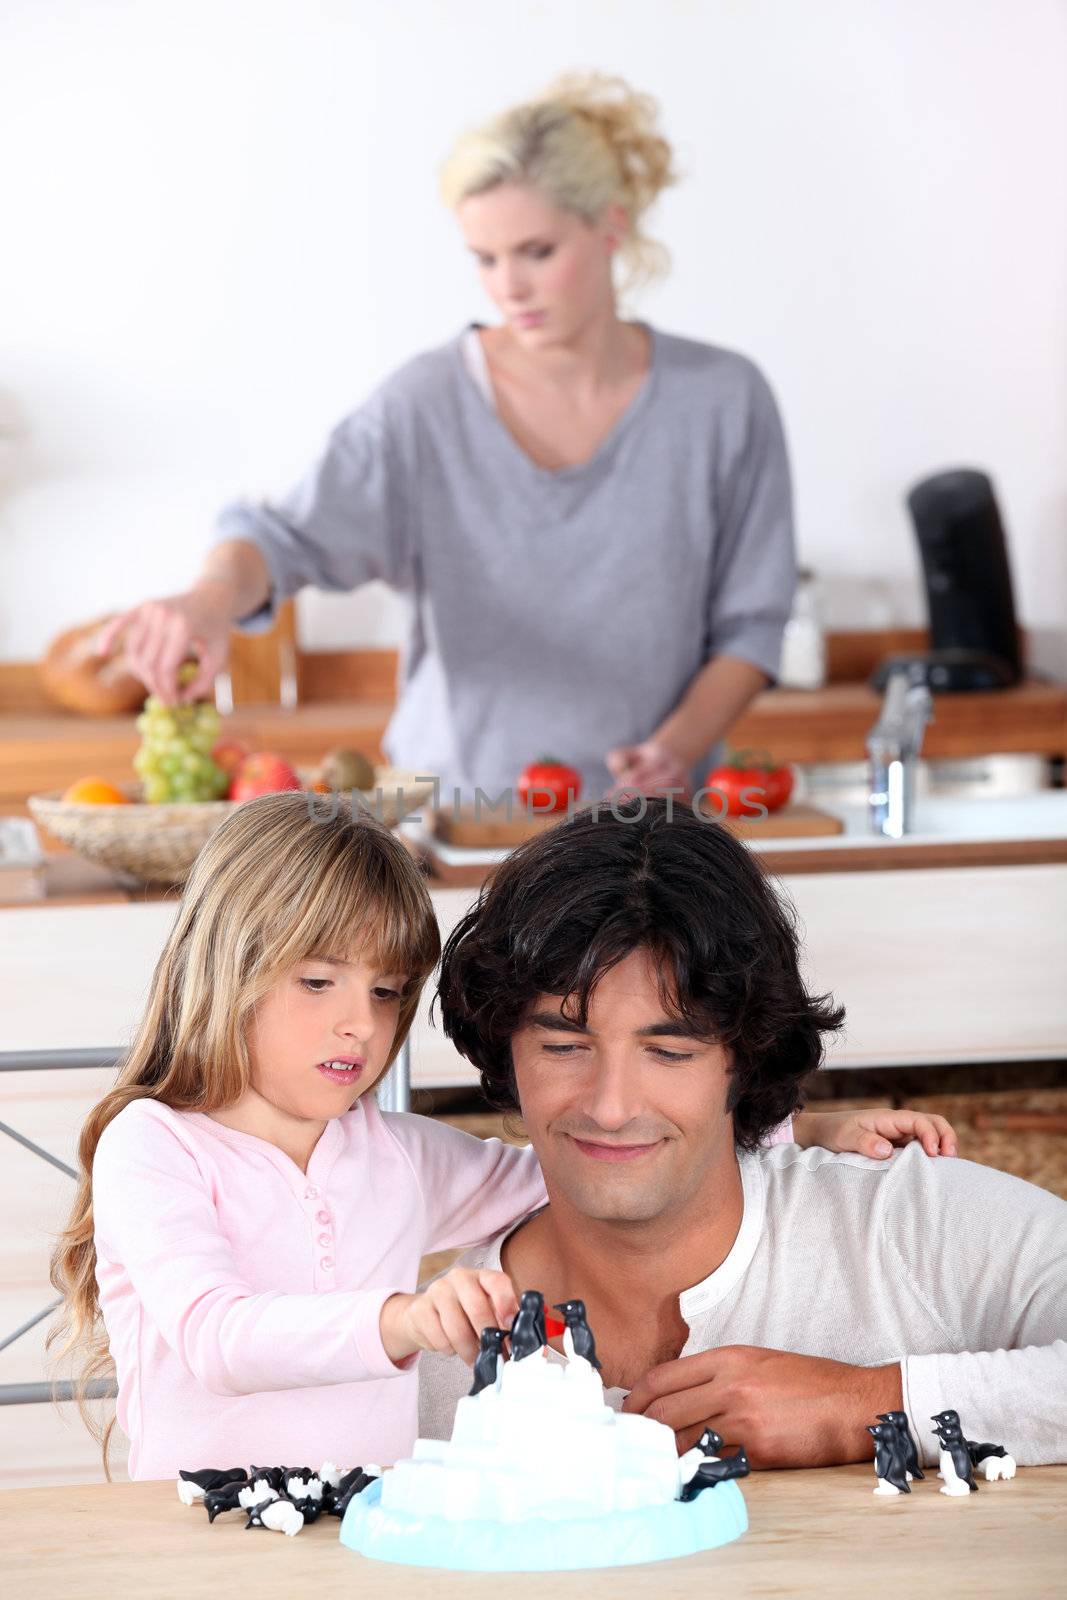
621, 1345, 903, 1466
379, 1268, 519, 1366
793, 1106, 958, 1160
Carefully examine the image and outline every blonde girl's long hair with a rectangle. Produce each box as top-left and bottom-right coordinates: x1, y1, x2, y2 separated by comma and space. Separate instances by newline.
48, 790, 441, 1474
439, 70, 680, 293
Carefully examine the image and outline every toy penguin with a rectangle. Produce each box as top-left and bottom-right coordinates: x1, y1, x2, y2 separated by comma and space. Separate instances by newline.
248, 1464, 289, 1495
176, 1466, 248, 1506
553, 1299, 602, 1371
868, 1422, 912, 1495
326, 1466, 379, 1519
237, 1476, 278, 1513
202, 1479, 253, 1522
965, 1437, 1017, 1481
876, 1410, 925, 1480
284, 1473, 325, 1523
931, 1412, 978, 1496
244, 1496, 304, 1536
679, 1446, 750, 1501
509, 1289, 547, 1360
469, 1326, 508, 1394
678, 1427, 726, 1491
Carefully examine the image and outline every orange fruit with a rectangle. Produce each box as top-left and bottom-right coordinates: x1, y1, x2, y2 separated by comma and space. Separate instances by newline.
62, 776, 131, 805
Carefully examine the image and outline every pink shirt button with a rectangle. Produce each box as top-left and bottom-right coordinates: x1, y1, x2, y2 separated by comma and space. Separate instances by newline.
316, 1210, 330, 1224
317, 1233, 332, 1247
320, 1256, 333, 1271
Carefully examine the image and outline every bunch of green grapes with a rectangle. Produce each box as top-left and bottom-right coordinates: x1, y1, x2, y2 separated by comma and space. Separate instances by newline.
134, 693, 229, 804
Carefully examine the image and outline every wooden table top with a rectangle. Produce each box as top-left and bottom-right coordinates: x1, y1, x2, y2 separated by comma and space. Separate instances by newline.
5, 1466, 1065, 1599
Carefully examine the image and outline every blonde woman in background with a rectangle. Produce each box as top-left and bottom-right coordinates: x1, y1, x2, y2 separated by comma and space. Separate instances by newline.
98, 73, 796, 803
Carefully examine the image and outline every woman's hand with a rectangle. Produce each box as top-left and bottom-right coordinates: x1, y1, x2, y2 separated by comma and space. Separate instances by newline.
605, 739, 691, 800
379, 1267, 519, 1366
94, 586, 233, 705
792, 1106, 958, 1160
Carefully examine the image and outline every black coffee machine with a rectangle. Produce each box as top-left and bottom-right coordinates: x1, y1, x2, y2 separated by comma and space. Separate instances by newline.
870, 468, 1022, 692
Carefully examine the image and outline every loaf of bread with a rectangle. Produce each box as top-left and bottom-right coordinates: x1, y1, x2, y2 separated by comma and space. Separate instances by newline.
39, 616, 147, 715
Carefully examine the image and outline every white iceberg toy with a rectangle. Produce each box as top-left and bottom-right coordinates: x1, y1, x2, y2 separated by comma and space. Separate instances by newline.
341, 1295, 748, 1571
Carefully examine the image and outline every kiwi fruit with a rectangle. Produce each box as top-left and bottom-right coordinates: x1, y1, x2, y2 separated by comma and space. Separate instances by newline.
319, 747, 376, 792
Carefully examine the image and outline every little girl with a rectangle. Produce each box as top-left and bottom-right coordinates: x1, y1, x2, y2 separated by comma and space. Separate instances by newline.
51, 791, 954, 1480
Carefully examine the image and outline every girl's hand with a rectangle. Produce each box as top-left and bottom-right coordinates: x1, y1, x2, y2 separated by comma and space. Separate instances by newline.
379, 1268, 519, 1366
792, 1106, 958, 1160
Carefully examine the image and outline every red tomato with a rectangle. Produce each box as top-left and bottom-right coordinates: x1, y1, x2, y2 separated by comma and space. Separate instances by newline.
517, 757, 582, 814
703, 752, 794, 818
759, 764, 795, 812
229, 752, 303, 803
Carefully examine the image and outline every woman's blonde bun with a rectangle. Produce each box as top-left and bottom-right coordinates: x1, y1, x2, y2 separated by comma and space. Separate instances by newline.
440, 70, 679, 290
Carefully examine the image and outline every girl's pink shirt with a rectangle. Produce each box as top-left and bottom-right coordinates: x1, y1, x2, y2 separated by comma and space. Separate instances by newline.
91, 1096, 547, 1480
92, 1104, 793, 1480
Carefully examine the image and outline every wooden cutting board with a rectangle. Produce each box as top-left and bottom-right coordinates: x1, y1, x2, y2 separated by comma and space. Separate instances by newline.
718, 802, 845, 838
430, 806, 566, 848
434, 800, 845, 847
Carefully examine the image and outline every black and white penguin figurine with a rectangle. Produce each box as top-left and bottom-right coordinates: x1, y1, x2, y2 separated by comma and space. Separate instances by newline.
678, 1427, 726, 1491
469, 1326, 508, 1394
679, 1446, 750, 1501
876, 1410, 925, 1480
237, 1475, 279, 1513
553, 1299, 602, 1371
931, 1408, 962, 1433
327, 1466, 380, 1519
964, 1437, 1017, 1481
176, 1466, 249, 1506
249, 1464, 290, 1495
202, 1478, 253, 1522
931, 1411, 978, 1495
509, 1289, 547, 1360
244, 1496, 304, 1536
284, 1473, 325, 1523
868, 1422, 912, 1495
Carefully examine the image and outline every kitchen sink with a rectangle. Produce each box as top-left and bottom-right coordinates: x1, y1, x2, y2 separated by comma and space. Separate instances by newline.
751, 790, 1067, 852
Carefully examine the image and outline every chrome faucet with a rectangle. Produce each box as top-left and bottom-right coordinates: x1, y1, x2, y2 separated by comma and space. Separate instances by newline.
867, 670, 933, 838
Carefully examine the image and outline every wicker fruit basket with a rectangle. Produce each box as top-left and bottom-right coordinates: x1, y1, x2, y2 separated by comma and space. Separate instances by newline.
28, 770, 436, 887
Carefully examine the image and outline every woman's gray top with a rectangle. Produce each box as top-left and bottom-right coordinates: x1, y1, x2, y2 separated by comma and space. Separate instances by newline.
214, 321, 797, 802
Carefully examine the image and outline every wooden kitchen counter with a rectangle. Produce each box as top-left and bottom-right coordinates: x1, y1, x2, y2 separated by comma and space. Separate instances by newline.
0, 699, 394, 812
5, 1466, 1064, 1599
2, 675, 1066, 813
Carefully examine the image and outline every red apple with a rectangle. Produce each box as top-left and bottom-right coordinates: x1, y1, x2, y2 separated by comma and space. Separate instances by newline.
212, 737, 251, 780
229, 751, 303, 802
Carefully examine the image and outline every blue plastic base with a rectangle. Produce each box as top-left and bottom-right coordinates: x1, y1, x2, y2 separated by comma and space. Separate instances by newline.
339, 1476, 748, 1571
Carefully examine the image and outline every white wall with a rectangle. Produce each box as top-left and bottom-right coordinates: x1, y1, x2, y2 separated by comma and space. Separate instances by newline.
3, 0, 1065, 672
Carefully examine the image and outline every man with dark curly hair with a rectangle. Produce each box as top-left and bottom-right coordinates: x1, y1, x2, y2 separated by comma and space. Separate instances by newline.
419, 799, 1067, 1469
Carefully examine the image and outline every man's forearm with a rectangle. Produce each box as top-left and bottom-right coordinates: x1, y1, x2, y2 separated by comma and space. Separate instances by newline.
903, 1341, 1067, 1467
190, 539, 272, 624
653, 655, 772, 769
